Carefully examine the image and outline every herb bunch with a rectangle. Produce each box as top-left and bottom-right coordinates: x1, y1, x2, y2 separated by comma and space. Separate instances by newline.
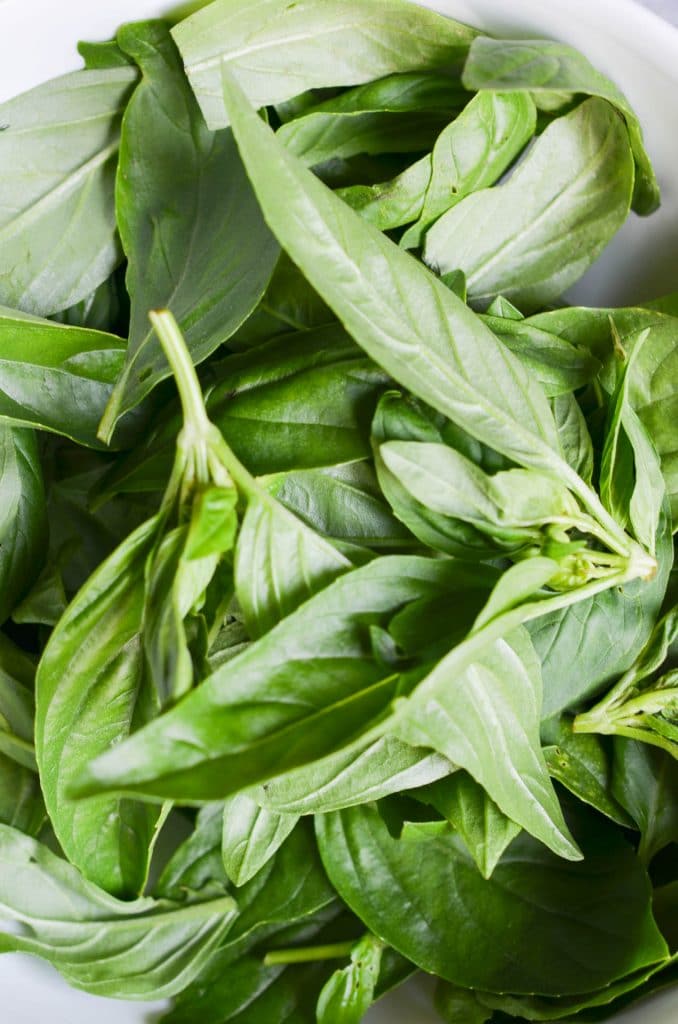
0, 1, 677, 1021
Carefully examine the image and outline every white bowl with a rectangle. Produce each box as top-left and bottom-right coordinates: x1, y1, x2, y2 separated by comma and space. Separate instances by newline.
1, 1, 677, 1022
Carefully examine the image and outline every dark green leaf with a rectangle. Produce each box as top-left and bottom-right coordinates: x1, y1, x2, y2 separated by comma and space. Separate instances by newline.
316, 803, 667, 996
0, 425, 47, 625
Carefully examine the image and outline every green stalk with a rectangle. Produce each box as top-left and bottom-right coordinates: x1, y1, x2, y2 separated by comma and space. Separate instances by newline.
264, 942, 354, 966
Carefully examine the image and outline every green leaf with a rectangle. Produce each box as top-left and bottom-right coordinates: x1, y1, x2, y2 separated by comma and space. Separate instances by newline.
400, 90, 536, 249
423, 98, 635, 311
0, 824, 237, 1000
0, 753, 45, 836
172, 0, 477, 129
462, 35, 659, 215
222, 793, 298, 886
435, 983, 492, 1024
482, 313, 601, 398
542, 719, 633, 827
0, 425, 47, 624
414, 772, 521, 879
0, 632, 36, 771
265, 461, 410, 550
99, 21, 279, 441
73, 556, 465, 802
612, 740, 678, 864
0, 66, 136, 315
337, 155, 432, 231
551, 392, 594, 484
220, 70, 568, 481
600, 329, 665, 554
35, 516, 161, 896
0, 307, 129, 447
316, 802, 667, 995
316, 933, 383, 1024
259, 733, 452, 814
393, 627, 580, 859
380, 439, 578, 543
277, 71, 465, 168
234, 494, 351, 639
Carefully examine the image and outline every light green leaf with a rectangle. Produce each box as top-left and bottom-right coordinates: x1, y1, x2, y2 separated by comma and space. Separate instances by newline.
424, 98, 635, 311
222, 793, 298, 886
317, 933, 383, 1024
0, 825, 237, 1000
401, 90, 536, 248
394, 627, 580, 860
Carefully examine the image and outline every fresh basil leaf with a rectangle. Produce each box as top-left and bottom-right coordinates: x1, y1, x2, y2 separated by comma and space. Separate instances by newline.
35, 516, 161, 896
393, 626, 580, 859
265, 461, 411, 550
12, 562, 68, 627
316, 933, 383, 1024
337, 155, 432, 231
482, 313, 601, 398
0, 824, 238, 999
78, 38, 135, 70
0, 633, 36, 771
435, 984, 492, 1024
74, 556, 466, 802
98, 326, 384, 499
542, 718, 633, 827
317, 802, 667, 996
551, 391, 594, 484
462, 35, 659, 215
259, 734, 452, 815
234, 494, 351, 639
222, 794, 299, 887
612, 740, 678, 864
413, 772, 521, 879
172, 0, 478, 129
0, 425, 47, 625
0, 754, 45, 836
400, 90, 536, 249
424, 98, 635, 311
0, 307, 128, 447
0, 66, 136, 315
99, 21, 279, 442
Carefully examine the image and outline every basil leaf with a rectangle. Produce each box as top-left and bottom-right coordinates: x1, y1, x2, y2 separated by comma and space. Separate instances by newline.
0, 754, 45, 836
424, 98, 635, 311
0, 307, 129, 447
35, 516, 161, 896
551, 391, 594, 484
222, 793, 299, 887
462, 35, 659, 215
316, 802, 667, 995
99, 21, 279, 441
0, 824, 238, 999
316, 933, 383, 1024
612, 740, 678, 864
400, 90, 536, 249
0, 633, 36, 771
259, 734, 452, 815
0, 425, 47, 625
393, 627, 580, 860
0, 66, 137, 315
172, 0, 477, 129
414, 772, 521, 879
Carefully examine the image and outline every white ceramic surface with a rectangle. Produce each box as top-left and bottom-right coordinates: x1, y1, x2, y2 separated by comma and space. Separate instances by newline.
1, 1, 678, 1021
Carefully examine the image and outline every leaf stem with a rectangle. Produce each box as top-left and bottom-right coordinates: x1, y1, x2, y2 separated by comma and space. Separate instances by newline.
264, 942, 354, 966
149, 310, 212, 440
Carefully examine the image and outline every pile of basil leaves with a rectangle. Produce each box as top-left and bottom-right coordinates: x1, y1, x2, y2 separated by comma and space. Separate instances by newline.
0, 1, 677, 1021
